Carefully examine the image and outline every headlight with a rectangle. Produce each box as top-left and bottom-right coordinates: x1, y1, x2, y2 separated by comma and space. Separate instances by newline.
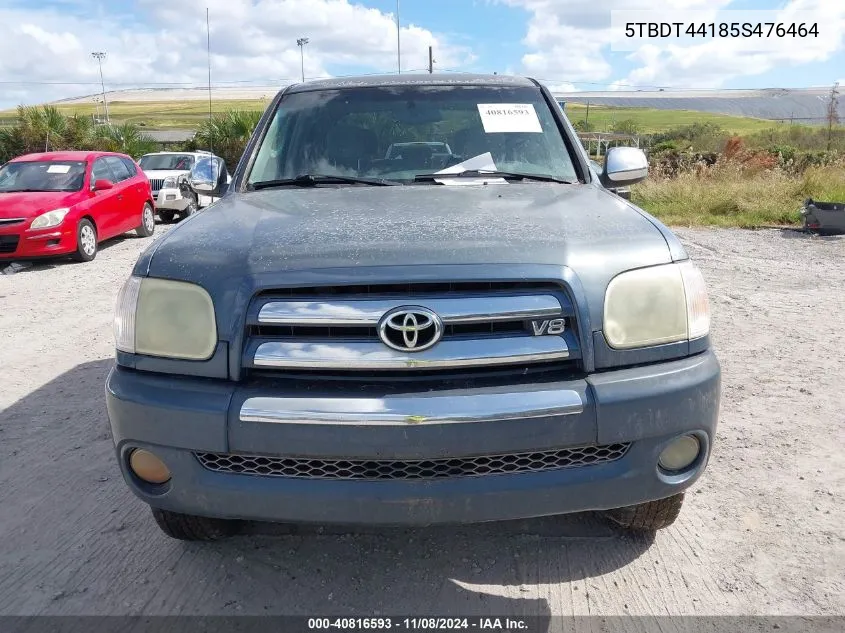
162, 176, 177, 188
603, 260, 710, 349
30, 208, 70, 229
114, 276, 217, 360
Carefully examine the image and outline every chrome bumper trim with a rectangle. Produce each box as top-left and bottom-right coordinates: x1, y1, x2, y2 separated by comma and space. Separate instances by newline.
240, 388, 584, 425
256, 295, 562, 326
251, 336, 570, 370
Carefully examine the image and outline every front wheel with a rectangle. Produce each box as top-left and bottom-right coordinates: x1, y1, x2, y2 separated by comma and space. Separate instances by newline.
71, 218, 98, 262
136, 202, 155, 237
604, 493, 685, 533
151, 508, 240, 541
181, 194, 198, 219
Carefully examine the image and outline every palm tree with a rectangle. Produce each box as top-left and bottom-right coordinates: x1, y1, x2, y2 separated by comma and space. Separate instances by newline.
195, 110, 263, 168
0, 126, 23, 164
92, 122, 157, 158
15, 105, 69, 153
64, 113, 95, 150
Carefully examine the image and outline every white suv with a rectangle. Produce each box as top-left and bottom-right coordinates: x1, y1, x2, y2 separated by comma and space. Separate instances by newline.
138, 151, 223, 223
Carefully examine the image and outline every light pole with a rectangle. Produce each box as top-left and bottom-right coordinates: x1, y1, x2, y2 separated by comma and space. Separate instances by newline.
91, 51, 109, 124
396, 0, 401, 74
296, 38, 309, 83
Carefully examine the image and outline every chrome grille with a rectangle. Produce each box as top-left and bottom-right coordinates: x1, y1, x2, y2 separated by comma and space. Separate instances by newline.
195, 444, 630, 480
148, 178, 164, 193
243, 282, 580, 373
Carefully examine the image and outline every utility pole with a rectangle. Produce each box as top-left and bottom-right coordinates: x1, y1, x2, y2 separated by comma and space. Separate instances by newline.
91, 52, 109, 124
396, 0, 401, 74
585, 100, 590, 127
297, 37, 309, 83
428, 46, 433, 74
826, 82, 840, 151
206, 8, 213, 136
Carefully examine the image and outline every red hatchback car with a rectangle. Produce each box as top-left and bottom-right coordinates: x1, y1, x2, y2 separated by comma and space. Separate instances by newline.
0, 151, 155, 263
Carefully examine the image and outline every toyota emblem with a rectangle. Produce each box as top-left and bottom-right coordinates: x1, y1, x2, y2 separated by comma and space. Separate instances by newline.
377, 306, 444, 352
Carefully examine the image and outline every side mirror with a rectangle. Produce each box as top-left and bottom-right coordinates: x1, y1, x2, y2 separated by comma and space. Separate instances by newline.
189, 157, 228, 197
93, 179, 114, 191
601, 147, 648, 189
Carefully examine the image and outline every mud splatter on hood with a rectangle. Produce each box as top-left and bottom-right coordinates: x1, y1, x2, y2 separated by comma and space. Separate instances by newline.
138, 183, 676, 335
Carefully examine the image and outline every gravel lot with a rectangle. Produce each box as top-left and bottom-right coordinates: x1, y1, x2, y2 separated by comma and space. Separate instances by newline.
0, 226, 843, 617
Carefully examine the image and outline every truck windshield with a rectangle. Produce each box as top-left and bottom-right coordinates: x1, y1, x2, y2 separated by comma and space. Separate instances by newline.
139, 154, 195, 171
248, 85, 577, 185
0, 161, 87, 193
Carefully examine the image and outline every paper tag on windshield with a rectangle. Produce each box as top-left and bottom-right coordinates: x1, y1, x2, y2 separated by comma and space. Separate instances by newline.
477, 104, 542, 133
47, 165, 71, 174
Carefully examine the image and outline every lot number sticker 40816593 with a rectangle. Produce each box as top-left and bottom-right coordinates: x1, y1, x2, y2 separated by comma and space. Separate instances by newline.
477, 103, 543, 133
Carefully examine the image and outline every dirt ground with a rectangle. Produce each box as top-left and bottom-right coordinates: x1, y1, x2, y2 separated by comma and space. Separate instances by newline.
0, 226, 843, 617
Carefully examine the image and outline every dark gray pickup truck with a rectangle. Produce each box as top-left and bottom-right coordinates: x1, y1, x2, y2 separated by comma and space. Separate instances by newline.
107, 74, 720, 541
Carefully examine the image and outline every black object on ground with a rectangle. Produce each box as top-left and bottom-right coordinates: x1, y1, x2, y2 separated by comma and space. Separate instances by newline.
801, 198, 845, 235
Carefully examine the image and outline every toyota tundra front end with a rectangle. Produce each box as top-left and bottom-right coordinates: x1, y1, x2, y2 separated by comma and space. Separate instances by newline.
106, 74, 720, 540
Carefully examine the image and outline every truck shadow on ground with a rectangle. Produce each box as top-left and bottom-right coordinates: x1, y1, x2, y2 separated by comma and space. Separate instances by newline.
779, 228, 844, 241
0, 359, 654, 621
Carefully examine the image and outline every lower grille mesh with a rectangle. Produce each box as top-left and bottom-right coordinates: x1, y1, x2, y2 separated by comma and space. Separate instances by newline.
194, 444, 630, 481
0, 235, 20, 254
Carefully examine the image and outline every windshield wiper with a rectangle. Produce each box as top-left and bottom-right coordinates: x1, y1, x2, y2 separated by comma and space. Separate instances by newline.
251, 174, 401, 189
414, 170, 572, 184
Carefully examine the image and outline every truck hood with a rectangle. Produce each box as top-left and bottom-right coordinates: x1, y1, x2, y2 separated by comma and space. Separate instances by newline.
142, 169, 187, 179
141, 183, 678, 333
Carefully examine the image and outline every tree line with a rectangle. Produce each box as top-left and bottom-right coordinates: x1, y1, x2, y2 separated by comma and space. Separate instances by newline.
0, 106, 263, 170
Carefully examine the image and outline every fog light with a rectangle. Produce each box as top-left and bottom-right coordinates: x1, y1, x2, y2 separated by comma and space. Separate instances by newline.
658, 435, 701, 472
129, 449, 171, 484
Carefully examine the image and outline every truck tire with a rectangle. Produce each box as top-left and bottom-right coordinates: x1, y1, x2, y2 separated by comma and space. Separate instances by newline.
604, 493, 685, 532
182, 194, 198, 218
158, 210, 176, 224
151, 508, 240, 541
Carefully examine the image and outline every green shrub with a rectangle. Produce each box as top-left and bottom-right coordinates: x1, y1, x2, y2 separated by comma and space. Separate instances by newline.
768, 144, 797, 163
651, 140, 679, 152
571, 119, 594, 132
612, 118, 640, 134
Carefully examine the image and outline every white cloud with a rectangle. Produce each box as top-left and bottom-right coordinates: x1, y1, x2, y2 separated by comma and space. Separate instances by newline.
504, 0, 845, 89
500, 0, 730, 85
611, 0, 845, 89
0, 0, 475, 108
544, 82, 578, 93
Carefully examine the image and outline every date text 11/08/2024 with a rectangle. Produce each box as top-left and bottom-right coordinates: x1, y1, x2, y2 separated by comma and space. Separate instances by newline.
307, 617, 532, 631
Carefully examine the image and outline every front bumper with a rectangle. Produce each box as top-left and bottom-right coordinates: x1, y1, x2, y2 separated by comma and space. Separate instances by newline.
154, 188, 189, 211
0, 222, 77, 260
106, 351, 721, 525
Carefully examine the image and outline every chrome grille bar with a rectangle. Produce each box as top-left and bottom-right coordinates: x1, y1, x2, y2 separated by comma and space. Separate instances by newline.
256, 295, 562, 326
251, 336, 569, 370
240, 388, 583, 425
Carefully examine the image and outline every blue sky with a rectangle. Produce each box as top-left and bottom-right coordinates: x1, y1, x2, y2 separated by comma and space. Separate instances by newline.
0, 0, 843, 108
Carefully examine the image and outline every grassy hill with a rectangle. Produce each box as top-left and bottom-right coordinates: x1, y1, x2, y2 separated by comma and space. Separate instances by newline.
562, 103, 781, 135
0, 100, 273, 130
1, 98, 786, 134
